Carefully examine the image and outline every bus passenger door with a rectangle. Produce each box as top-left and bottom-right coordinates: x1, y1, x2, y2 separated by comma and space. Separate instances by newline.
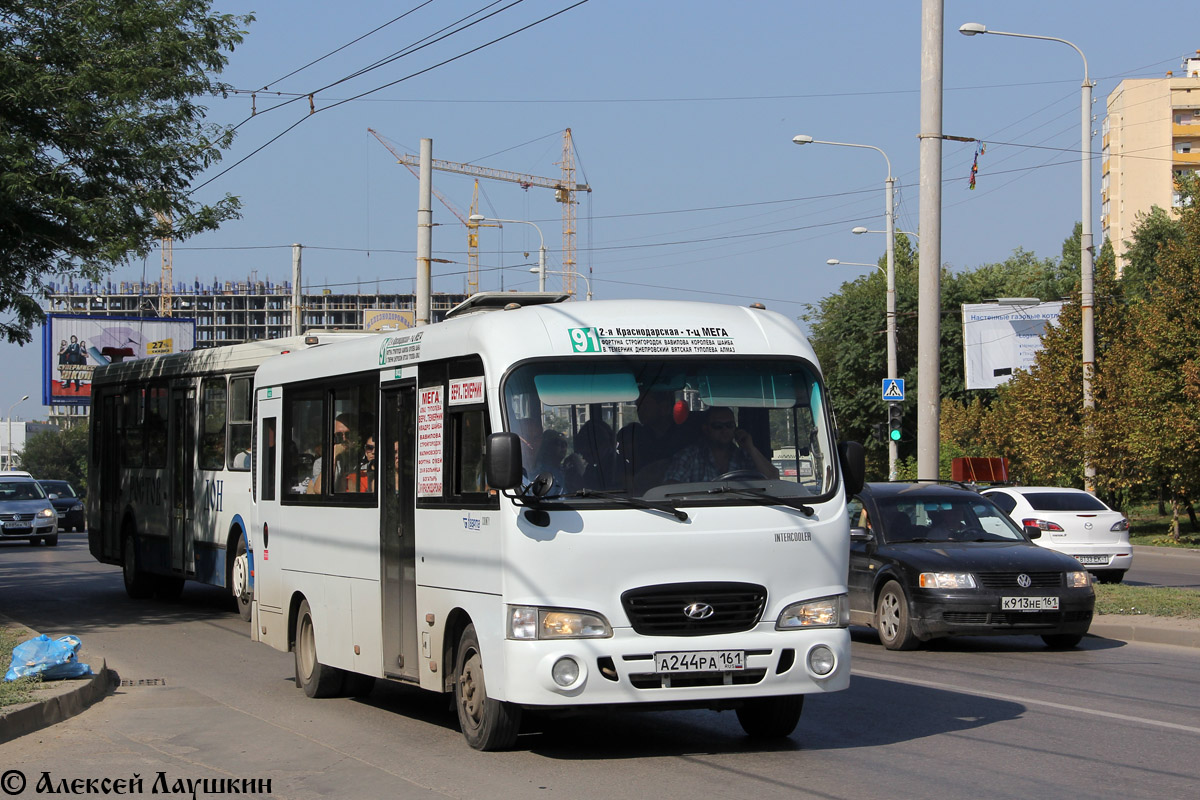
381, 383, 418, 680
169, 387, 195, 574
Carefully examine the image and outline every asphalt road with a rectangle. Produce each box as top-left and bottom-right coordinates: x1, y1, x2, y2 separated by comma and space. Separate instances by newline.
1, 533, 1198, 800
1125, 545, 1200, 589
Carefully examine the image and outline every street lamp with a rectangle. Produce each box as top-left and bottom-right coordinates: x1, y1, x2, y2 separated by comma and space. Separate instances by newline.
7, 395, 28, 471
852, 226, 919, 240
531, 268, 592, 300
827, 258, 883, 272
795, 134, 899, 479
959, 21, 1096, 491
469, 214, 547, 292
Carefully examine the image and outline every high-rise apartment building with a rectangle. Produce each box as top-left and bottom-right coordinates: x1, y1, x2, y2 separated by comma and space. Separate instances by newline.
1102, 52, 1200, 272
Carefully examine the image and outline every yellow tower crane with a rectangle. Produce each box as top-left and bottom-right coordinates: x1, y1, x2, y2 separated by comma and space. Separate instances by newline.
367, 128, 591, 296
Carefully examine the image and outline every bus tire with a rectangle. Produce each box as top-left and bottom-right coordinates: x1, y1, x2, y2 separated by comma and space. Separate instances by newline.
453, 623, 521, 751
735, 695, 804, 738
122, 531, 154, 600
294, 599, 345, 698
229, 535, 252, 622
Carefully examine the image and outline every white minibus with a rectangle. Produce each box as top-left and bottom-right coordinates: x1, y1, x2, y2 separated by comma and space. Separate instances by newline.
250, 294, 865, 749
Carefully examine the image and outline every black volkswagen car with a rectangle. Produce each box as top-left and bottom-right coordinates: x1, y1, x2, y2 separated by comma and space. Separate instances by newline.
38, 479, 85, 532
848, 482, 1094, 650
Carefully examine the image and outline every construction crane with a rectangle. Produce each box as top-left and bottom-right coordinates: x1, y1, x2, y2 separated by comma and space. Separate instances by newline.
156, 211, 173, 317
367, 128, 591, 295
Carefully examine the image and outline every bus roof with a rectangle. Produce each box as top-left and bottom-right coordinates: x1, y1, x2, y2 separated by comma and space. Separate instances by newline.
252, 299, 820, 389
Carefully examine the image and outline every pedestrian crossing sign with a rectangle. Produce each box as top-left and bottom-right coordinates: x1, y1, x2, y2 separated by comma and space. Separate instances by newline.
882, 379, 905, 401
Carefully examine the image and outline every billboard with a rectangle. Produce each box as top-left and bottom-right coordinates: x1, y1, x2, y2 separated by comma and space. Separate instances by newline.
962, 301, 1064, 390
362, 308, 416, 332
42, 315, 196, 406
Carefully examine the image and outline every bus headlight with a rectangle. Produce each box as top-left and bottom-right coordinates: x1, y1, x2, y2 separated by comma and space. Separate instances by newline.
508, 606, 612, 640
776, 595, 848, 629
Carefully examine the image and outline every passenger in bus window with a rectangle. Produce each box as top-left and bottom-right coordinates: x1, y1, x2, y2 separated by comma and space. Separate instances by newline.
343, 435, 376, 493
309, 412, 357, 494
617, 389, 690, 474
663, 407, 779, 483
571, 418, 623, 491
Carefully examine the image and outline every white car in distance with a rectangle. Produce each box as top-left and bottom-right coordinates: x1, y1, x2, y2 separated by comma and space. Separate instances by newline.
982, 486, 1132, 583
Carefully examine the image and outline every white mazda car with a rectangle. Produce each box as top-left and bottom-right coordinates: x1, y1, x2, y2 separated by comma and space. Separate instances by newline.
981, 486, 1132, 583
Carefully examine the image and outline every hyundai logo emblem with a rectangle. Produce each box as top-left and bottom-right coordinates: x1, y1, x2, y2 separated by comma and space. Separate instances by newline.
1017, 573, 1032, 588
684, 602, 715, 620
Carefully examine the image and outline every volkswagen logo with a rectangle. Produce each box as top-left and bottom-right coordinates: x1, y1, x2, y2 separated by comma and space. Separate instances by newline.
1017, 573, 1032, 588
684, 602, 715, 620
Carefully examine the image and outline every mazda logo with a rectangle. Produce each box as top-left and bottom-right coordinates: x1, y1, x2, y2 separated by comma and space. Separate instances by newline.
1084, 522, 1093, 530
684, 602, 715, 620
1017, 573, 1032, 588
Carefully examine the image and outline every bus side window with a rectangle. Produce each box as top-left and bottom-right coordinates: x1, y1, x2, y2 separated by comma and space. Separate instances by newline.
262, 418, 277, 502
122, 391, 144, 468
454, 410, 487, 495
200, 377, 227, 470
144, 385, 168, 469
228, 376, 253, 471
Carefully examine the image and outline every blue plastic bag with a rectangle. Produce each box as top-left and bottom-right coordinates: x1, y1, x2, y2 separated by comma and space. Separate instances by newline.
4, 634, 93, 681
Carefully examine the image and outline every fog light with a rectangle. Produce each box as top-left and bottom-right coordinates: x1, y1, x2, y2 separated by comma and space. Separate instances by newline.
808, 645, 835, 676
551, 656, 580, 687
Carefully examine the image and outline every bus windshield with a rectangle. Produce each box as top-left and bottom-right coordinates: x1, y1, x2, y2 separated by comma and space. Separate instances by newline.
502, 357, 837, 502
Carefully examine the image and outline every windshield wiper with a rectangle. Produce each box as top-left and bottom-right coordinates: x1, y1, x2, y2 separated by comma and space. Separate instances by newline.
666, 484, 814, 516
568, 488, 689, 522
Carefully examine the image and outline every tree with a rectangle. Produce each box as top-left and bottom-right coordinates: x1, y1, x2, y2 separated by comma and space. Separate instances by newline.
0, 0, 253, 343
17, 424, 89, 490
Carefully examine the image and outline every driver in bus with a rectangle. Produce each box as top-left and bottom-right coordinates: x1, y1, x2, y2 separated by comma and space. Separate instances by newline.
663, 406, 778, 483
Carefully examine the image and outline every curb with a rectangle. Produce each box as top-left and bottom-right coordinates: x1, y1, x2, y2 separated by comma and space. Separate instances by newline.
0, 660, 117, 745
1087, 616, 1200, 649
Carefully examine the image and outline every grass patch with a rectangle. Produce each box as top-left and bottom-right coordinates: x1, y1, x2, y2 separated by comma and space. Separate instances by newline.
0, 625, 42, 708
1094, 583, 1200, 618
1125, 503, 1200, 548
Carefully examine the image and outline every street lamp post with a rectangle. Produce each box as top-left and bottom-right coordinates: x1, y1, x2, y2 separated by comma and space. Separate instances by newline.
852, 226, 919, 240
7, 395, 29, 471
959, 22, 1096, 491
795, 134, 899, 479
469, 214, 547, 292
531, 268, 592, 300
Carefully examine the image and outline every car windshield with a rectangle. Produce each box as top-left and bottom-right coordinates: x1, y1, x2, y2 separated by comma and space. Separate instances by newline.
502, 356, 837, 503
0, 480, 47, 501
875, 495, 1026, 544
1021, 491, 1109, 512
40, 482, 75, 497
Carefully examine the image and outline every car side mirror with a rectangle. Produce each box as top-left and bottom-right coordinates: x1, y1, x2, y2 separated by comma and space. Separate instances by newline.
485, 432, 523, 490
48, 493, 59, 500
838, 440, 865, 497
850, 527, 873, 543
1024, 525, 1042, 540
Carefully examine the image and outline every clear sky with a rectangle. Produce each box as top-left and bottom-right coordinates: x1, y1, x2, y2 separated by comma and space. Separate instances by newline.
2, 0, 1192, 420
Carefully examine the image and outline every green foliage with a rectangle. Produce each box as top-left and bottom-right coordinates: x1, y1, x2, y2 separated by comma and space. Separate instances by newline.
0, 0, 253, 344
1093, 584, 1200, 618
16, 424, 89, 490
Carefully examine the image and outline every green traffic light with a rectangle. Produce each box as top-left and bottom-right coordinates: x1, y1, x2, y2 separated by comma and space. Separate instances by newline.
889, 428, 902, 442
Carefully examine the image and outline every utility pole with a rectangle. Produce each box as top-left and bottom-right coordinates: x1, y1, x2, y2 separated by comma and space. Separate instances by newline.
416, 138, 432, 327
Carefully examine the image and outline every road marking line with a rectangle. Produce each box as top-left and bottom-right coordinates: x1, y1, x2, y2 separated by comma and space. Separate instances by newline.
853, 669, 1200, 735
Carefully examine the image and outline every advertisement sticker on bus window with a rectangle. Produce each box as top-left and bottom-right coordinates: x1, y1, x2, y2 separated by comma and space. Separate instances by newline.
448, 377, 485, 406
379, 331, 423, 366
568, 325, 736, 355
417, 386, 444, 497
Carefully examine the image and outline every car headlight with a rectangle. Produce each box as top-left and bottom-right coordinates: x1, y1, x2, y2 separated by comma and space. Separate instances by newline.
37, 508, 56, 519
777, 595, 848, 629
919, 572, 977, 589
1067, 571, 1090, 588
70, 502, 84, 512
507, 606, 612, 640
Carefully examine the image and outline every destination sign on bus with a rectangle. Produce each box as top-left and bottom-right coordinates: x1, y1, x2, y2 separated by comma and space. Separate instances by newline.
568, 325, 736, 355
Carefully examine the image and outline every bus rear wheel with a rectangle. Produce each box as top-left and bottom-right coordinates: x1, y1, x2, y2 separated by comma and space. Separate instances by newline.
122, 532, 153, 599
230, 536, 252, 622
294, 599, 345, 698
453, 624, 521, 751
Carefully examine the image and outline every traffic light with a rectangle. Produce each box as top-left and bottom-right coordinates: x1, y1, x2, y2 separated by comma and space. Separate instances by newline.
871, 422, 887, 443
887, 403, 903, 442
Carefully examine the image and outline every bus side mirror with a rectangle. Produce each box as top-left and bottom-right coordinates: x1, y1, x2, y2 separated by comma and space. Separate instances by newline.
838, 440, 865, 497
485, 432, 523, 490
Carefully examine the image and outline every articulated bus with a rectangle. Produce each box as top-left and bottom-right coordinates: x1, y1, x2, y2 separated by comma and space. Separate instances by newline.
87, 333, 363, 618
250, 294, 865, 749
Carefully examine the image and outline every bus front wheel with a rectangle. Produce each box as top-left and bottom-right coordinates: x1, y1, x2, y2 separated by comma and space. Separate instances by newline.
230, 536, 252, 622
294, 599, 345, 698
122, 532, 153, 599
736, 695, 804, 738
453, 624, 521, 751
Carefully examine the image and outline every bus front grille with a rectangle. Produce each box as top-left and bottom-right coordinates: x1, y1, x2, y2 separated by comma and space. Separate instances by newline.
621, 582, 766, 636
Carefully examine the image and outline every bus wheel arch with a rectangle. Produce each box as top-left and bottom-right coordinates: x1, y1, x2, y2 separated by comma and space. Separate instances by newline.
451, 621, 521, 751
441, 608, 472, 694
292, 596, 346, 698
226, 524, 252, 622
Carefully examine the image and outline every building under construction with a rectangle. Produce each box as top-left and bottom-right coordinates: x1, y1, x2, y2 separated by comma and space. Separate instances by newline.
44, 278, 468, 346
